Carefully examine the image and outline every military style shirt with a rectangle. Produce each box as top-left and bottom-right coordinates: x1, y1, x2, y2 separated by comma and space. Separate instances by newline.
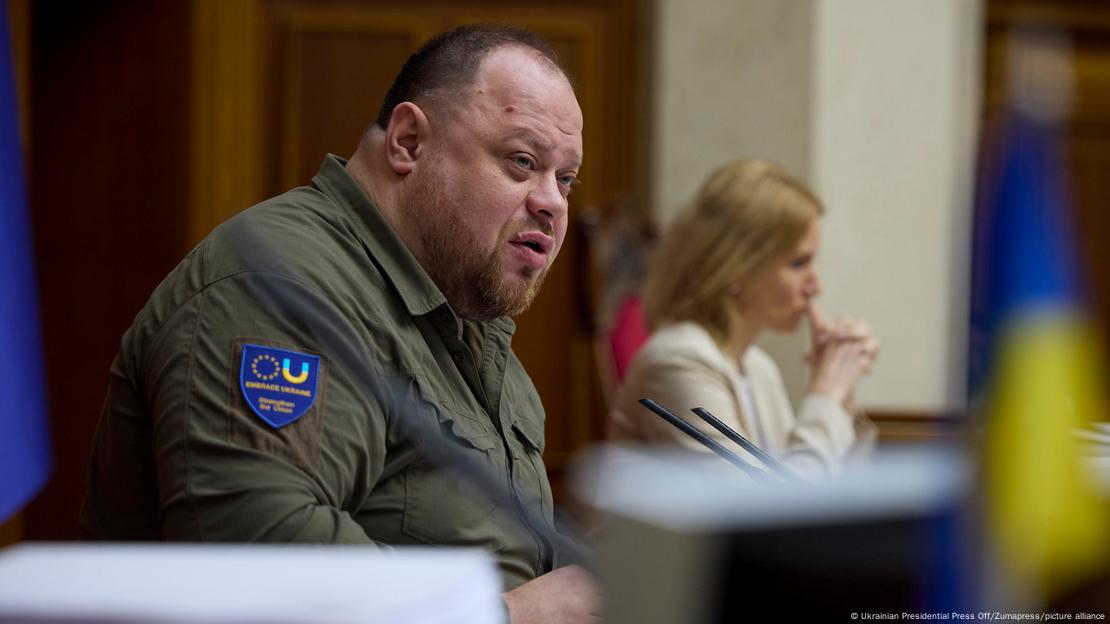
80, 155, 561, 590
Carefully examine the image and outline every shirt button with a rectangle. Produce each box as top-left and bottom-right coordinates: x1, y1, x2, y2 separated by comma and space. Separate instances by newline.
452, 351, 465, 364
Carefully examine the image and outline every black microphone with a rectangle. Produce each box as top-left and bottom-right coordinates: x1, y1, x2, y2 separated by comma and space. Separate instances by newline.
690, 407, 799, 482
637, 398, 766, 480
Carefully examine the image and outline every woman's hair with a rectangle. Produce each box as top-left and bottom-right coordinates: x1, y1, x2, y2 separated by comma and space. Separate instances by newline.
641, 159, 823, 344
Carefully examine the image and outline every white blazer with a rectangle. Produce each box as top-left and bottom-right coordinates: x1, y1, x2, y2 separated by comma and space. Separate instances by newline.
610, 321, 876, 480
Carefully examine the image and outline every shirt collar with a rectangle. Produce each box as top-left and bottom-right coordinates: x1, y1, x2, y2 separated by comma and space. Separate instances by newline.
311, 153, 447, 317
311, 155, 519, 340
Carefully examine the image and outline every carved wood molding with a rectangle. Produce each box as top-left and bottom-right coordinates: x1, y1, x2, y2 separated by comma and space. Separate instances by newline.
987, 0, 1110, 33
868, 409, 967, 443
189, 0, 265, 246
269, 7, 431, 190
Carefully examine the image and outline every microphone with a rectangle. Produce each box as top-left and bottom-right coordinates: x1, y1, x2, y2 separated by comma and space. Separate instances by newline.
637, 398, 767, 480
690, 407, 799, 482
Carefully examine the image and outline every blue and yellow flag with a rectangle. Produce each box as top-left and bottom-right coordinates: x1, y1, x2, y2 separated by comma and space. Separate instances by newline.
0, 7, 51, 523
969, 40, 1109, 599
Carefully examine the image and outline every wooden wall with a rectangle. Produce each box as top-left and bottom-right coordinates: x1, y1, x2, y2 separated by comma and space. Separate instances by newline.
25, 1, 193, 540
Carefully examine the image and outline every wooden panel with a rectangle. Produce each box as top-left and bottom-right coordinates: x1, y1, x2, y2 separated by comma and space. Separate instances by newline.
26, 1, 193, 539
868, 411, 967, 445
8, 0, 28, 140
266, 8, 432, 190
1070, 127, 1110, 345
189, 0, 265, 246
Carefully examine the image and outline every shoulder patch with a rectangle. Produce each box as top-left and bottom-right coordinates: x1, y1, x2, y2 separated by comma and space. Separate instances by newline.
239, 343, 320, 428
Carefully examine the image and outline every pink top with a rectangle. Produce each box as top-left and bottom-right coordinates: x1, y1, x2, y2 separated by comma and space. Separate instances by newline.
608, 296, 650, 382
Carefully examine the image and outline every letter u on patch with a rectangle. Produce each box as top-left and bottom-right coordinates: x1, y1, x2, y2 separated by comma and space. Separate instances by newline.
281, 358, 310, 384
239, 343, 320, 428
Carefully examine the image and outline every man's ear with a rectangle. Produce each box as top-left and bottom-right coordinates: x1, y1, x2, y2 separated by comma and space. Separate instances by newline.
384, 102, 430, 176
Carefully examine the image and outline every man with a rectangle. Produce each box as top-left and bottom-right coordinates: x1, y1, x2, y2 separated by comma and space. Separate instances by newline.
81, 25, 598, 622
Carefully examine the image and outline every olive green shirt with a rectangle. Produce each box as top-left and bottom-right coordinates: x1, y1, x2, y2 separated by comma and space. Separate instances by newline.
80, 155, 561, 590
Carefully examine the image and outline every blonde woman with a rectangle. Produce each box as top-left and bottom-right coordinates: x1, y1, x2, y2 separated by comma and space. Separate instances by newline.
610, 160, 879, 480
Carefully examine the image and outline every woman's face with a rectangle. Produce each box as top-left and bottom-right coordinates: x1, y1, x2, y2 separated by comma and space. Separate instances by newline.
741, 218, 822, 333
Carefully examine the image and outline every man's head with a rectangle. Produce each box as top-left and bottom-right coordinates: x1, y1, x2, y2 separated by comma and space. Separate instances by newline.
374, 26, 565, 131
359, 25, 583, 321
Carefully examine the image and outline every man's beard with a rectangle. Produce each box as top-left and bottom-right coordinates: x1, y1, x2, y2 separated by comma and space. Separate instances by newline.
410, 183, 550, 322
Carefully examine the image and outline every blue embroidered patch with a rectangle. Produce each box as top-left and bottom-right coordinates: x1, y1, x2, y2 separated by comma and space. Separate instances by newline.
239, 344, 320, 428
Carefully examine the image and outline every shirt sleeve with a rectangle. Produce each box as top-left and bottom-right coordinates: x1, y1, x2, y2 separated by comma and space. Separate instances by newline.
144, 271, 387, 543
785, 393, 858, 479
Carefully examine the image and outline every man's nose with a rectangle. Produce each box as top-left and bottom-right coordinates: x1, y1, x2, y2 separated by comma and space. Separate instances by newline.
526, 174, 568, 224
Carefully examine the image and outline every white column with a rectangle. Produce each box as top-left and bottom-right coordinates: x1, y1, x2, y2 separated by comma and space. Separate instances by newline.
650, 0, 813, 220
808, 0, 981, 411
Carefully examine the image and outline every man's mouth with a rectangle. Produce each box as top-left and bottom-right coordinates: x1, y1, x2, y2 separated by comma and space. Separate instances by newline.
509, 231, 554, 255
508, 231, 554, 271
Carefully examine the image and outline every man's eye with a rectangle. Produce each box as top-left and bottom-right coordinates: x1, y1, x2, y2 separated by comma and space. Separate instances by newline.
511, 155, 535, 170
558, 175, 580, 188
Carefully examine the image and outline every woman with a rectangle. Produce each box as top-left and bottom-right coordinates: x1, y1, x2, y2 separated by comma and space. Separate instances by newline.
609, 159, 879, 480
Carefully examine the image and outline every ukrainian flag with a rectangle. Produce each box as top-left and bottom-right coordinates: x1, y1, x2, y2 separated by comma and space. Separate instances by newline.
969, 39, 1109, 600
0, 7, 50, 524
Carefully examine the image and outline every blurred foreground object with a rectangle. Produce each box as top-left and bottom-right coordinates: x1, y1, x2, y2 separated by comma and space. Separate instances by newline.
969, 30, 1110, 604
575, 446, 972, 621
0, 544, 504, 623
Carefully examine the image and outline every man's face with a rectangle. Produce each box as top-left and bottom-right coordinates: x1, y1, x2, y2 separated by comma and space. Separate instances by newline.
407, 46, 583, 321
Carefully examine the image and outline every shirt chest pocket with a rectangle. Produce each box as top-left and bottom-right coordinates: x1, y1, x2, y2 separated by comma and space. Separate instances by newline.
400, 402, 507, 554
504, 394, 553, 526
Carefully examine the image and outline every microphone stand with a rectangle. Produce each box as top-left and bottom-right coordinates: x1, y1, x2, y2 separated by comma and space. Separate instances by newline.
637, 398, 767, 480
690, 407, 800, 483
